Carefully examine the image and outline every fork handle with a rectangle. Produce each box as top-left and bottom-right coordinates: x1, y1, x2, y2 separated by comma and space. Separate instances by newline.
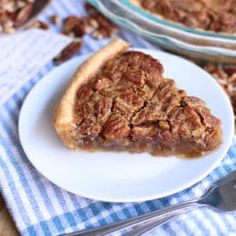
62, 200, 199, 236
125, 215, 181, 236
124, 203, 202, 236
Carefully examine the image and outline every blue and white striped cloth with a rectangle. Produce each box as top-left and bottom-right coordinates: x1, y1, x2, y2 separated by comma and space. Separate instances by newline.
1, 0, 236, 235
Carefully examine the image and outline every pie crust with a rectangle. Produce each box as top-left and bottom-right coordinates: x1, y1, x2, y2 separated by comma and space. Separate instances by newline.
53, 38, 222, 156
53, 38, 129, 149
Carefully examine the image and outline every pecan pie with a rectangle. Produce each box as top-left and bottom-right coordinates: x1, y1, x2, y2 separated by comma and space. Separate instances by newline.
53, 39, 222, 157
130, 0, 236, 34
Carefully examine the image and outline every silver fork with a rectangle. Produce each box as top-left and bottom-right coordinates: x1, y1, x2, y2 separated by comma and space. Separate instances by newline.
62, 171, 236, 236
125, 173, 236, 236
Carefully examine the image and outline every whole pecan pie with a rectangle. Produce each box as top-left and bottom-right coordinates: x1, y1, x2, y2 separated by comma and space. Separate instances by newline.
53, 39, 222, 157
130, 0, 236, 34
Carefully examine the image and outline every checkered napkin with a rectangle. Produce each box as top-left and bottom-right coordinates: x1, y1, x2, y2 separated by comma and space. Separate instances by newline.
1, 0, 236, 235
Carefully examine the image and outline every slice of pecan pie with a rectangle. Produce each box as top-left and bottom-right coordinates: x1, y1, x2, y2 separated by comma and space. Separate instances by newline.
53, 38, 222, 157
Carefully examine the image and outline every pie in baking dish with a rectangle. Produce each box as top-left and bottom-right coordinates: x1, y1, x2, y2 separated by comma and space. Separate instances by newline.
53, 38, 222, 157
129, 0, 236, 34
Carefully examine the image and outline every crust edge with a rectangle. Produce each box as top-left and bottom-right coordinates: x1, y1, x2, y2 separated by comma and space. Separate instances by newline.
53, 38, 129, 149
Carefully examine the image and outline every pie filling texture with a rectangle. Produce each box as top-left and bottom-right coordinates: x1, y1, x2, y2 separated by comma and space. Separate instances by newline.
62, 50, 222, 157
132, 0, 236, 34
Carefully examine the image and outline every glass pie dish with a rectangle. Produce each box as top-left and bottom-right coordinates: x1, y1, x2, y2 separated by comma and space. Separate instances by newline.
88, 0, 236, 64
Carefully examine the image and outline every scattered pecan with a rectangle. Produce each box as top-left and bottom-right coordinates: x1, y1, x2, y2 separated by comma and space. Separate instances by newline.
14, 3, 33, 27
53, 40, 83, 65
0, 0, 35, 33
62, 16, 86, 37
91, 29, 105, 39
27, 20, 49, 30
62, 3, 117, 39
50, 15, 61, 26
83, 17, 99, 34
62, 16, 78, 34
86, 4, 118, 39
51, 2, 118, 64
2, 20, 15, 33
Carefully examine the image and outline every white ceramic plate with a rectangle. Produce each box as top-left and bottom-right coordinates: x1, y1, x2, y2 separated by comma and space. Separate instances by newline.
19, 49, 234, 202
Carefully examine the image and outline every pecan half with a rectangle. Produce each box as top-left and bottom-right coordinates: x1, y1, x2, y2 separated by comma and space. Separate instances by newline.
63, 16, 85, 37
15, 3, 33, 26
102, 114, 130, 140
50, 15, 61, 26
53, 40, 83, 65
27, 20, 49, 30
85, 3, 117, 39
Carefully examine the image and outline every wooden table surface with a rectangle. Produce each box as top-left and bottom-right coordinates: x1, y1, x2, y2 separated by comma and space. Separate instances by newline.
0, 195, 18, 236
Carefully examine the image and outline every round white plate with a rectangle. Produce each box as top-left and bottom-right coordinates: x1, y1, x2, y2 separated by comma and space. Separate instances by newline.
19, 49, 234, 202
